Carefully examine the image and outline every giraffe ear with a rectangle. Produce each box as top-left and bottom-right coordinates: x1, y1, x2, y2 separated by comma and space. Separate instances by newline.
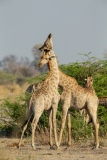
84, 79, 87, 81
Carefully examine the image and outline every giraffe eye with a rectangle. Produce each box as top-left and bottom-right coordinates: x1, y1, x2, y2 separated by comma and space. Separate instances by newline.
44, 49, 49, 53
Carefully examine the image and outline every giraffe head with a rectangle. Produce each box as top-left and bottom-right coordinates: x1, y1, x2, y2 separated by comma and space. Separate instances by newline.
39, 33, 53, 51
84, 75, 93, 87
38, 50, 55, 68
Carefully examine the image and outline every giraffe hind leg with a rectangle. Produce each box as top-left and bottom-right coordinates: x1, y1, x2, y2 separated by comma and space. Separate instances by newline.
67, 110, 71, 146
18, 109, 32, 148
48, 109, 54, 149
52, 103, 59, 149
92, 117, 99, 149
31, 116, 42, 150
86, 108, 99, 149
58, 105, 69, 147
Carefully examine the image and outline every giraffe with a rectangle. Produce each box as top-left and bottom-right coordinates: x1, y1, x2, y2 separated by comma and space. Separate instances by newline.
39, 34, 99, 149
18, 41, 60, 149
84, 77, 107, 108
79, 76, 97, 125
58, 75, 99, 149
80, 77, 107, 124
80, 76, 99, 125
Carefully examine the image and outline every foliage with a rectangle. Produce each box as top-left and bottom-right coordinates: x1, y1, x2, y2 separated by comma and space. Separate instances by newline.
60, 53, 107, 96
71, 110, 92, 141
27, 72, 48, 84
1, 95, 26, 125
0, 69, 29, 85
98, 106, 107, 137
0, 94, 27, 136
1, 53, 107, 142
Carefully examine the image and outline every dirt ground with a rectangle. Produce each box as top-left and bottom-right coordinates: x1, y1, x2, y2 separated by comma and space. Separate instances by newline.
0, 137, 107, 160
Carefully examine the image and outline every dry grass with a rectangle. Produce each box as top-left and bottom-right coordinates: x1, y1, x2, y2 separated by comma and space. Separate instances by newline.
0, 83, 29, 104
0, 84, 107, 159
0, 137, 107, 160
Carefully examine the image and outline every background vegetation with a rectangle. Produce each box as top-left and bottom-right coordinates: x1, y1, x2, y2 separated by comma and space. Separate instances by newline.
0, 52, 107, 143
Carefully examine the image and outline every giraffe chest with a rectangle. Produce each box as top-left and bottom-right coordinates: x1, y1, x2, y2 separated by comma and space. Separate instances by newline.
41, 90, 59, 110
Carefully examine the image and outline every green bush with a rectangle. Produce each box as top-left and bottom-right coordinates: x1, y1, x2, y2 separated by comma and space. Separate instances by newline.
98, 106, 107, 137
1, 53, 107, 141
0, 94, 27, 137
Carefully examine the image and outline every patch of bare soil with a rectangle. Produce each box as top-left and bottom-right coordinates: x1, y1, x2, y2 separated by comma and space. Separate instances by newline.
0, 137, 107, 160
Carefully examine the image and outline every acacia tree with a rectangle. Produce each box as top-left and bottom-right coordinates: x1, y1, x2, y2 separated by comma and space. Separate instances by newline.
0, 55, 19, 74
0, 55, 38, 77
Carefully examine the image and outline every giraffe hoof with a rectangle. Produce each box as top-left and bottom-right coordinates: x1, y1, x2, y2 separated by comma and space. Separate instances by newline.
17, 146, 20, 149
17, 143, 20, 149
50, 145, 58, 150
63, 147, 68, 151
92, 146, 99, 150
67, 143, 71, 147
31, 145, 36, 150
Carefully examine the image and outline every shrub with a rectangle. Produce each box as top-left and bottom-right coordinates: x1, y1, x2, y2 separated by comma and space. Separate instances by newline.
1, 53, 107, 141
0, 70, 15, 85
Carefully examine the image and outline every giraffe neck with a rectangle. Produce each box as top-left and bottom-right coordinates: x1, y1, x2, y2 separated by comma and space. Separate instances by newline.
84, 83, 95, 94
45, 56, 59, 85
58, 69, 78, 89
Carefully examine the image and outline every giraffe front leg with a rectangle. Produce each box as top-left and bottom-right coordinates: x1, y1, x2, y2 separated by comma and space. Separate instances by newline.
86, 108, 99, 149
48, 109, 53, 148
92, 117, 99, 149
31, 118, 37, 150
31, 112, 43, 150
52, 104, 59, 149
58, 101, 70, 147
18, 108, 32, 149
67, 110, 71, 146
18, 120, 29, 149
